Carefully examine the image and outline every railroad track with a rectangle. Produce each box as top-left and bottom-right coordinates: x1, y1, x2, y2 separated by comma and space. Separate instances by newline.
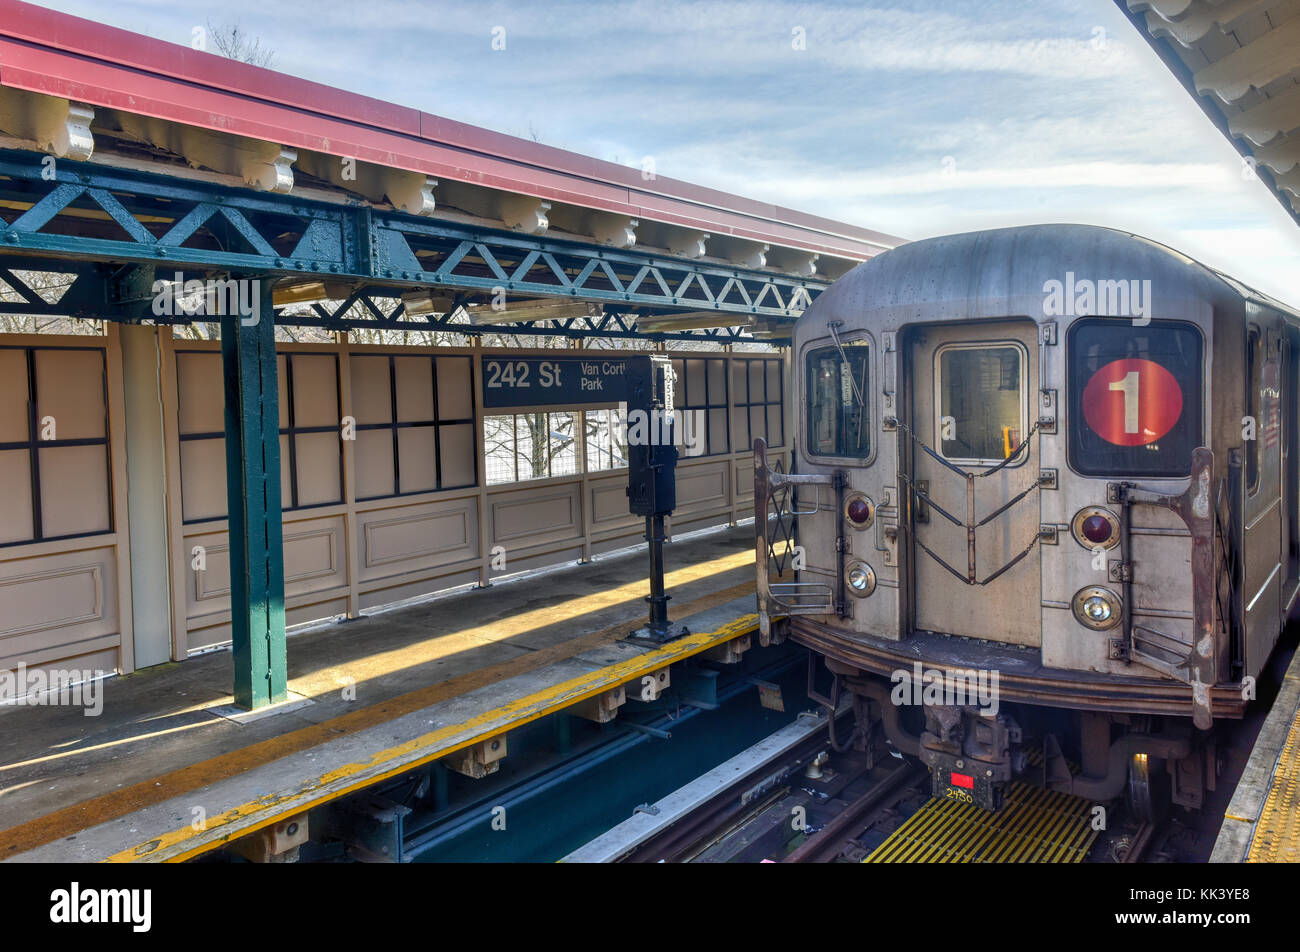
578, 713, 1165, 863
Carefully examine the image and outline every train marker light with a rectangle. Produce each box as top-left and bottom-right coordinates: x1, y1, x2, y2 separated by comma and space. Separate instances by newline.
1084, 598, 1111, 622
844, 492, 875, 529
951, 772, 974, 789
845, 561, 876, 597
1072, 586, 1121, 630
1071, 506, 1119, 550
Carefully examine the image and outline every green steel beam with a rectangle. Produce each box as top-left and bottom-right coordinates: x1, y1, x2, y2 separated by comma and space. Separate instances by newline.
221, 282, 287, 709
0, 148, 827, 322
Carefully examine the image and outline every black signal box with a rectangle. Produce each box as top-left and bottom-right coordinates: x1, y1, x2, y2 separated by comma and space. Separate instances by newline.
626, 355, 678, 517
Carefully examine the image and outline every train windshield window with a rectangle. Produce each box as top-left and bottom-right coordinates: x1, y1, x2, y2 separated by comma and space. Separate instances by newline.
936, 343, 1026, 464
1067, 319, 1202, 478
806, 341, 870, 458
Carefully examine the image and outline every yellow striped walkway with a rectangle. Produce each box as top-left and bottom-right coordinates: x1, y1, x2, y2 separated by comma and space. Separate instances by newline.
865, 782, 1099, 863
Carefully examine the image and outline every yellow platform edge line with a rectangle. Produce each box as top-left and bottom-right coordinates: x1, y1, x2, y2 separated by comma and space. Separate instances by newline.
106, 613, 764, 864
1247, 702, 1300, 863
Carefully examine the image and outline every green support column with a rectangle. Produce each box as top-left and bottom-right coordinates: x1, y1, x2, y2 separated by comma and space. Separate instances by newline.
221, 279, 287, 709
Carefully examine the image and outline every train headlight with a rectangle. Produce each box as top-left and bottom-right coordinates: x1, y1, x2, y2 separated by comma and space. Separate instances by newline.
1072, 586, 1121, 630
844, 493, 875, 530
845, 561, 876, 597
1071, 507, 1119, 550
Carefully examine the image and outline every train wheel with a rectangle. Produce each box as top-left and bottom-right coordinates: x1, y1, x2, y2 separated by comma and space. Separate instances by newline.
1127, 752, 1153, 823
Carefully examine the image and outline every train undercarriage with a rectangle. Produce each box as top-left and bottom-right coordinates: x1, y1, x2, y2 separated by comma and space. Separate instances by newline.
793, 630, 1228, 822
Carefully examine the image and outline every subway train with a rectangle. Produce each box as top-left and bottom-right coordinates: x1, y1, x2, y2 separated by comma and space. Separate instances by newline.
754, 223, 1299, 815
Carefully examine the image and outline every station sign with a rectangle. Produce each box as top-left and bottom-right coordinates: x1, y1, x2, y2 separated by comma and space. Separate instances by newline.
481, 355, 630, 408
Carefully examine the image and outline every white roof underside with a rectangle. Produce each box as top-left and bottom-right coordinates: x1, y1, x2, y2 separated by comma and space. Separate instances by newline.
1124, 0, 1300, 221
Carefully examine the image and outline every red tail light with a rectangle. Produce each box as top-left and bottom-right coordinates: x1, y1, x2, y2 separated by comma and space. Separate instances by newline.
1071, 507, 1119, 550
1081, 515, 1113, 545
844, 493, 874, 529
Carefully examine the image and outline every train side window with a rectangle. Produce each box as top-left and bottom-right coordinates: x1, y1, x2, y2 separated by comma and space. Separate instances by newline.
935, 342, 1026, 465
805, 341, 870, 458
1067, 319, 1202, 478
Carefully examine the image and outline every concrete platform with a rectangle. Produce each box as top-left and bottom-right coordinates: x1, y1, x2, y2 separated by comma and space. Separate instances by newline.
1212, 640, 1300, 863
0, 526, 760, 862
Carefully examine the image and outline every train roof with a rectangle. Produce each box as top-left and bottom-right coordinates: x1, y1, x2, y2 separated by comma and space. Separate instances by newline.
812, 223, 1299, 327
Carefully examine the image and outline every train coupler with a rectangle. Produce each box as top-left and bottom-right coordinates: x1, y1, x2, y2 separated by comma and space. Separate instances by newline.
918, 706, 1024, 811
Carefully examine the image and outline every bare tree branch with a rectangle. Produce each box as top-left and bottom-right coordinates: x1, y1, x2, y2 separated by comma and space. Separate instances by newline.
207, 21, 277, 69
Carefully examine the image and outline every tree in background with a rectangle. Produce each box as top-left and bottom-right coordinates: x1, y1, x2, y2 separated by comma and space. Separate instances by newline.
207, 21, 276, 69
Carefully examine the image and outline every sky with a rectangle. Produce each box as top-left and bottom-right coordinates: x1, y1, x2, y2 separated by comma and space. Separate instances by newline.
26, 0, 1300, 305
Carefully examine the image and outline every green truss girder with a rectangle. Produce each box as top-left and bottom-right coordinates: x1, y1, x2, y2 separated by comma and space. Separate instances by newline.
0, 148, 826, 325
0, 263, 768, 341
276, 287, 756, 341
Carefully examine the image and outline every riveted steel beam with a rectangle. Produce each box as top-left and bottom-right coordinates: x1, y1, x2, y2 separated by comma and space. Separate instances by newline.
0, 148, 825, 327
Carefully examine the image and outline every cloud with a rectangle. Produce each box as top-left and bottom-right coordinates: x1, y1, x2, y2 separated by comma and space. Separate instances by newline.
20, 0, 1300, 308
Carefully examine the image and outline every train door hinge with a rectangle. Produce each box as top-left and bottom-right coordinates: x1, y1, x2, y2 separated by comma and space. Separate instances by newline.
1038, 392, 1058, 433
1108, 559, 1134, 582
1038, 525, 1059, 544
1038, 321, 1058, 433
1038, 468, 1058, 490
882, 330, 897, 416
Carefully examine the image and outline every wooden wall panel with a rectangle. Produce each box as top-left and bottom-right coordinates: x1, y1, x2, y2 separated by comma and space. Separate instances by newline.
0, 544, 119, 669
158, 342, 786, 656
358, 496, 479, 579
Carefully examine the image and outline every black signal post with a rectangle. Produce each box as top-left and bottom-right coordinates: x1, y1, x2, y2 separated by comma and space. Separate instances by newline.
626, 356, 690, 643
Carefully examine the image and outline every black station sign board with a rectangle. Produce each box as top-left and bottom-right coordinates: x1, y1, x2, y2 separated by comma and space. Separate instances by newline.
481, 355, 630, 408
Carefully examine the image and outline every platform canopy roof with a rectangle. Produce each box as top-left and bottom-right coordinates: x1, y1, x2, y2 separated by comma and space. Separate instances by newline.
1116, 0, 1300, 227
0, 0, 901, 338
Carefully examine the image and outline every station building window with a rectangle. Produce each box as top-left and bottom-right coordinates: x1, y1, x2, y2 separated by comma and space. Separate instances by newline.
670, 357, 729, 457
732, 357, 785, 452
584, 407, 627, 472
349, 354, 477, 500
484, 411, 578, 484
0, 345, 112, 546
177, 351, 346, 520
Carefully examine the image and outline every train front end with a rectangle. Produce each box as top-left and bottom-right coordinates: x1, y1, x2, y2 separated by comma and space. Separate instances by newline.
755, 224, 1261, 814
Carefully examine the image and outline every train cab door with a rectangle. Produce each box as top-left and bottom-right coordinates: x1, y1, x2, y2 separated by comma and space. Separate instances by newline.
1242, 322, 1285, 677
1284, 327, 1300, 612
904, 319, 1042, 646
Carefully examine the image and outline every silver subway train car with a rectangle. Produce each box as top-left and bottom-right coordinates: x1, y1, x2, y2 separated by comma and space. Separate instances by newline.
754, 223, 1299, 813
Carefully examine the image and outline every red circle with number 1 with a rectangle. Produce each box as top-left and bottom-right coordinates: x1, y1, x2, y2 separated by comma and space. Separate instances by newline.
1081, 359, 1183, 446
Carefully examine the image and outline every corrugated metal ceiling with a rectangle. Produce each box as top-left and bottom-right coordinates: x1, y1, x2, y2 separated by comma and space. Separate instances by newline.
1118, 0, 1300, 225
